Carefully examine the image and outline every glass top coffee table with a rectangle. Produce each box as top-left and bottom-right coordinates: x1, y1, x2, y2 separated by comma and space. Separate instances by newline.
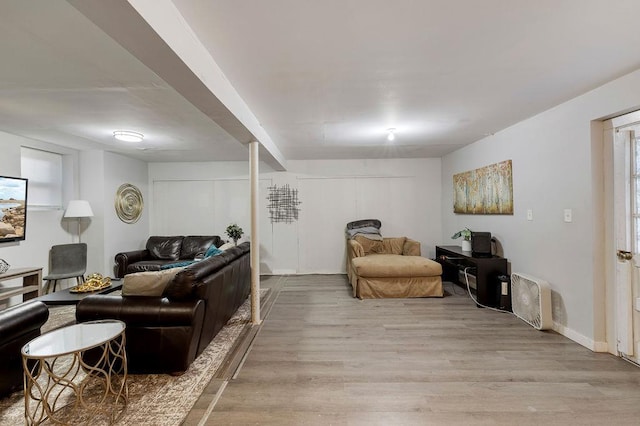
22, 320, 128, 425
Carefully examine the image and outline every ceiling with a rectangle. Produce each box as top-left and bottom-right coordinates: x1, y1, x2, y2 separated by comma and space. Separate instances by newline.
2, 1, 640, 166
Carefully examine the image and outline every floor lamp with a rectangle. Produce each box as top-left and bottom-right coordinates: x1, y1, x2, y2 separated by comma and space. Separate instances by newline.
64, 200, 94, 243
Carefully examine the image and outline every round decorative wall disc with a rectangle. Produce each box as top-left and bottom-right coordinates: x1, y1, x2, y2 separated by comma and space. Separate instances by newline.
115, 183, 144, 224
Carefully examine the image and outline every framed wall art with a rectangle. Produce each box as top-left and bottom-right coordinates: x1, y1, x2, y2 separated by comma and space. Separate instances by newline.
453, 160, 513, 215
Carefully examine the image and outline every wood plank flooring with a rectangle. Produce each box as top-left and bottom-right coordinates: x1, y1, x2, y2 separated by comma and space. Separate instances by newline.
195, 275, 640, 425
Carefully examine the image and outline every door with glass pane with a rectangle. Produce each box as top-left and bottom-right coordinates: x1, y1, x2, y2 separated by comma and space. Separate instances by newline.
613, 120, 640, 364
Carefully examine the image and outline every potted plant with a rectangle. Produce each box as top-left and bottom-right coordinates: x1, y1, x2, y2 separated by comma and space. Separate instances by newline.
451, 227, 472, 252
225, 223, 244, 245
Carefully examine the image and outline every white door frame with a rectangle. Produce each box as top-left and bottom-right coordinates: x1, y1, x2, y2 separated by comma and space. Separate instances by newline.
604, 110, 640, 358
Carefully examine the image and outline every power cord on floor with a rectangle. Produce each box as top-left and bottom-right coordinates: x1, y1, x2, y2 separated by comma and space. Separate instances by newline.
462, 267, 512, 314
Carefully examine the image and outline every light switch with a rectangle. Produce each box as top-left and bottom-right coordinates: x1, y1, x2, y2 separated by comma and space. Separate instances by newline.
527, 209, 533, 221
564, 209, 572, 223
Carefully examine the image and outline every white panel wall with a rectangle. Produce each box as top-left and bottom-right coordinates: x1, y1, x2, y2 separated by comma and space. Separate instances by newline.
102, 152, 149, 276
298, 178, 356, 273
150, 176, 273, 258
0, 132, 77, 306
441, 68, 640, 351
149, 158, 442, 274
153, 180, 217, 235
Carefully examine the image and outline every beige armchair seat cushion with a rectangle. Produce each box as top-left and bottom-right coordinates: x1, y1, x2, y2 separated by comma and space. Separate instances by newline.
352, 254, 442, 278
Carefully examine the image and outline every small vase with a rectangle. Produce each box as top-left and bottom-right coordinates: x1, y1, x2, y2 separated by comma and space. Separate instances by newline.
461, 240, 472, 252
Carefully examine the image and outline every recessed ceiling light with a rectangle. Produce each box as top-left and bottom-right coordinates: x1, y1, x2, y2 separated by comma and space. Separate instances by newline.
113, 130, 144, 142
387, 128, 396, 141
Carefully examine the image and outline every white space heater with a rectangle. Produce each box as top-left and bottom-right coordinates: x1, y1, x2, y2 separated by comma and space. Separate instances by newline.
511, 272, 553, 330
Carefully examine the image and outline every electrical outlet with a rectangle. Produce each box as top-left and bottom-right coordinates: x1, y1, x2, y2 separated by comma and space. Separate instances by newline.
527, 209, 533, 221
564, 209, 572, 223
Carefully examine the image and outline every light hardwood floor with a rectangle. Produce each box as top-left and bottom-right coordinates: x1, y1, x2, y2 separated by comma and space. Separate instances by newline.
191, 275, 640, 425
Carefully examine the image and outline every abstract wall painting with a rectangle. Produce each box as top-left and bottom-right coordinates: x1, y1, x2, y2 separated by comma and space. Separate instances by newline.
453, 160, 513, 215
266, 184, 301, 224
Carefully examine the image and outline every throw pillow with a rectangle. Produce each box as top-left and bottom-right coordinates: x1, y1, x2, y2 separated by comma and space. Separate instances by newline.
218, 242, 235, 251
205, 244, 223, 257
122, 267, 183, 296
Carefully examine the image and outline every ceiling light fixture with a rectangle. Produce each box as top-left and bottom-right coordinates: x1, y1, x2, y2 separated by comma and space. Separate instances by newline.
113, 130, 144, 143
387, 128, 396, 141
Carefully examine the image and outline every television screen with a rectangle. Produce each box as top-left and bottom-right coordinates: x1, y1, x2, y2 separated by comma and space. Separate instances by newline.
0, 175, 28, 242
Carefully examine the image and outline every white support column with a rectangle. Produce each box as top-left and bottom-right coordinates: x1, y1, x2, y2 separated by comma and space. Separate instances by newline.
250, 141, 261, 325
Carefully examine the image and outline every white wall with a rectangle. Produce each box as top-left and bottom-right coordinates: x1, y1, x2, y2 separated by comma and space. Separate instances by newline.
441, 68, 640, 351
149, 158, 442, 274
80, 151, 149, 277
0, 132, 75, 306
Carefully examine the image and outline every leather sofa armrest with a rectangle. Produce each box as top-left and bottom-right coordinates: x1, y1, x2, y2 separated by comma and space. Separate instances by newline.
0, 301, 49, 397
0, 301, 49, 343
76, 295, 205, 374
76, 295, 202, 327
114, 249, 150, 278
403, 238, 421, 256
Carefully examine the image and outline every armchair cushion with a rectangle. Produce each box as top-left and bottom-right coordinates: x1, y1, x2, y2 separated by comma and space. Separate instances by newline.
403, 238, 421, 256
352, 254, 442, 278
382, 237, 406, 255
354, 235, 383, 255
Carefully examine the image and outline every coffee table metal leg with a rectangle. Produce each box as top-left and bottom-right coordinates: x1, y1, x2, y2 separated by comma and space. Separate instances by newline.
23, 333, 128, 425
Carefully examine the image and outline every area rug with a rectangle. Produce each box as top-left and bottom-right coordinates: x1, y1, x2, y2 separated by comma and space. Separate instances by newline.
0, 289, 268, 425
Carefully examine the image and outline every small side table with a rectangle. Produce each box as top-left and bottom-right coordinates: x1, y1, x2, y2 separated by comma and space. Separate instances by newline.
0, 267, 42, 303
21, 320, 128, 425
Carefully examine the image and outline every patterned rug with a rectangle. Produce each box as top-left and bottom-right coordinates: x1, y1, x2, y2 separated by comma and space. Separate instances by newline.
0, 289, 267, 425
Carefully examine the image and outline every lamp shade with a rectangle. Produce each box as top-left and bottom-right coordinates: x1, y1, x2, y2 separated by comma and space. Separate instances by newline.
64, 200, 94, 218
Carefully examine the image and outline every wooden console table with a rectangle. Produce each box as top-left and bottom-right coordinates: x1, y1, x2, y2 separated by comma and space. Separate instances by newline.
0, 267, 43, 303
435, 246, 507, 308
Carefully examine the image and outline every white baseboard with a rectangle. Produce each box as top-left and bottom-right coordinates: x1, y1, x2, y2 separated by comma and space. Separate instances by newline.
267, 269, 297, 275
552, 321, 609, 353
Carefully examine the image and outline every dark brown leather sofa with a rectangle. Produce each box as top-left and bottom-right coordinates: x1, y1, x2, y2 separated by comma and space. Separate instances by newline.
114, 235, 224, 278
0, 301, 49, 397
77, 242, 250, 374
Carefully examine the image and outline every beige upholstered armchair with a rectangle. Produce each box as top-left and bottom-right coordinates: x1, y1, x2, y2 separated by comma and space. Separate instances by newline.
345, 219, 443, 299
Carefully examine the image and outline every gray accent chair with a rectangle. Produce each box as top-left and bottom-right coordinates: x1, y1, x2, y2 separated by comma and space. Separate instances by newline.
43, 243, 87, 293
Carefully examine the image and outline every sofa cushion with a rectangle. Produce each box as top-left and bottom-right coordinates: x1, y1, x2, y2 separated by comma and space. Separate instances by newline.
146, 236, 184, 260
122, 267, 184, 296
126, 260, 179, 274
181, 236, 221, 259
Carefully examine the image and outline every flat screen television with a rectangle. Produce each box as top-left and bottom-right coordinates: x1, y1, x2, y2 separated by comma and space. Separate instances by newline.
0, 175, 28, 243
